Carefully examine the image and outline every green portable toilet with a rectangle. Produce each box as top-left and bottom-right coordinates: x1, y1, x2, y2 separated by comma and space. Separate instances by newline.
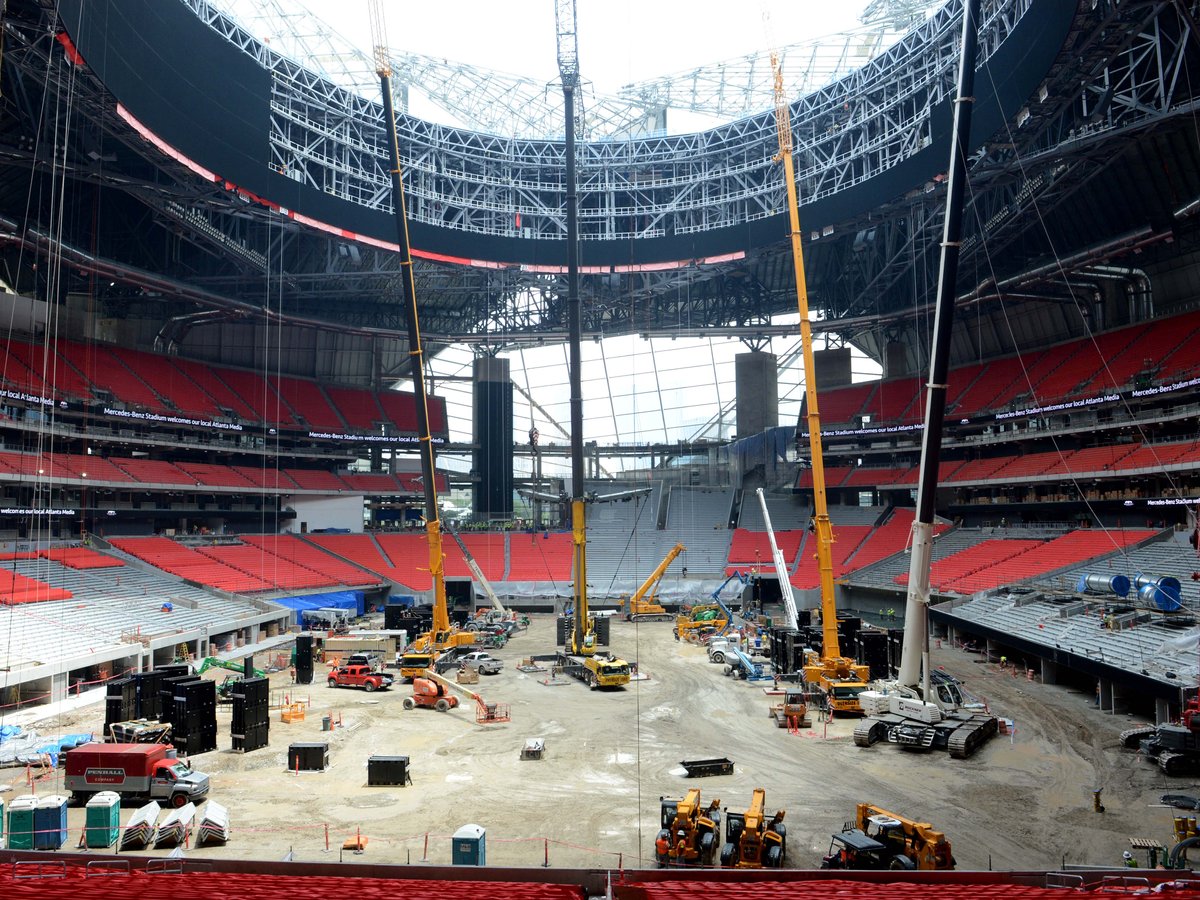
0, 795, 4, 847
6, 795, 38, 850
85, 791, 121, 848
451, 823, 486, 866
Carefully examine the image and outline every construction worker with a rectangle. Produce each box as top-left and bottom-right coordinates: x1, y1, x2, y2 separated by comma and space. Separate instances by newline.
1123, 850, 1136, 867
655, 832, 669, 860
675, 830, 688, 860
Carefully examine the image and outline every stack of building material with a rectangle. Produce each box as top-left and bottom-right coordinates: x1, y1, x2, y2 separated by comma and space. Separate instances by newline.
195, 800, 230, 846
153, 802, 195, 847
119, 801, 160, 849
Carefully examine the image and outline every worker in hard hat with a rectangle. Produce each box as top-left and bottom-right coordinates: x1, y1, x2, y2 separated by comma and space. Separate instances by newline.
1123, 850, 1137, 867
655, 831, 669, 861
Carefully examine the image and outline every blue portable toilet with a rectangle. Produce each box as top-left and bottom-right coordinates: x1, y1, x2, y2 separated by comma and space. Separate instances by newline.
451, 823, 486, 866
34, 794, 68, 850
7, 795, 38, 850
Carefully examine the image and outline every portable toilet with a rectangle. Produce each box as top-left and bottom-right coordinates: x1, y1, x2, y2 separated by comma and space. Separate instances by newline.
451, 823, 486, 866
34, 794, 68, 850
0, 795, 5, 847
85, 791, 122, 848
6, 795, 38, 850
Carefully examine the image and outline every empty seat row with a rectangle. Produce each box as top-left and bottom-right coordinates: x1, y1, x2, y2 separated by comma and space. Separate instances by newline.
0, 337, 440, 435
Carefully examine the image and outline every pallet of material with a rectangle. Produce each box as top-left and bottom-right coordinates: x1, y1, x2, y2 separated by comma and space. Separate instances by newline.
195, 800, 230, 846
154, 802, 195, 847
119, 801, 161, 849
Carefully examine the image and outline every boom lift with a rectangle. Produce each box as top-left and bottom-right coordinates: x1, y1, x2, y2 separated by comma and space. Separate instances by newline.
655, 789, 722, 867
851, 0, 997, 758
403, 668, 510, 724
368, 0, 473, 666
719, 788, 786, 868
552, 0, 631, 689
621, 542, 684, 621
766, 60, 870, 713
676, 572, 743, 643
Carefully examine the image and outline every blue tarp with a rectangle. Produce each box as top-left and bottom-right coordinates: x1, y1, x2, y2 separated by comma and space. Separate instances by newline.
274, 590, 364, 617
0, 724, 23, 744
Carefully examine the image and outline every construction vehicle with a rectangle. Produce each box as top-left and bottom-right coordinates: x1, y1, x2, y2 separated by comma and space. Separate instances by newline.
64, 743, 209, 808
403, 671, 459, 712
722, 647, 771, 681
769, 686, 811, 728
327, 663, 394, 692
620, 543, 684, 621
654, 789, 722, 867
821, 804, 954, 870
402, 669, 509, 723
195, 656, 264, 679
839, 2, 996, 757
719, 789, 786, 868
447, 525, 518, 633
368, 0, 473, 664
543, 0, 634, 693
854, 669, 998, 757
1121, 695, 1200, 775
765, 47, 873, 714
675, 604, 728, 642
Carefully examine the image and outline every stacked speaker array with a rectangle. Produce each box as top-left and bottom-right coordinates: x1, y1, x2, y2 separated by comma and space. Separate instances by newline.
165, 678, 217, 755
294, 634, 314, 685
768, 617, 904, 681
768, 627, 806, 677
231, 676, 269, 752
104, 678, 138, 737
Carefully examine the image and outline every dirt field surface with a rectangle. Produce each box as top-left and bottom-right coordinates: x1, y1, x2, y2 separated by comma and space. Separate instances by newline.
2, 615, 1187, 871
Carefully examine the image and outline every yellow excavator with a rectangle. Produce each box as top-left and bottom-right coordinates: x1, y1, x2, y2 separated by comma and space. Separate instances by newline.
719, 788, 786, 868
770, 51, 870, 713
621, 543, 684, 621
655, 789, 722, 867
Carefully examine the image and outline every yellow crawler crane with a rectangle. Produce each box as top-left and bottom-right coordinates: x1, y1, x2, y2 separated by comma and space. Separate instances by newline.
622, 543, 685, 621
719, 788, 786, 868
369, 0, 473, 663
770, 50, 870, 712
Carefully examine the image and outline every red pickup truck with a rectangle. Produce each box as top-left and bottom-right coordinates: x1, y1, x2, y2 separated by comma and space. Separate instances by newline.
327, 664, 394, 692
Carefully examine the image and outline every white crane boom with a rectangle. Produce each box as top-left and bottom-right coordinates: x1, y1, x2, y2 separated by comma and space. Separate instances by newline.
756, 488, 798, 630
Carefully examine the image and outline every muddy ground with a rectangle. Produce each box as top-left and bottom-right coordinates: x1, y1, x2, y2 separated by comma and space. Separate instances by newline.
2, 615, 1186, 871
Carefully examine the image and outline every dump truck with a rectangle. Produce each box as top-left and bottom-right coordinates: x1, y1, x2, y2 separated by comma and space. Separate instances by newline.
64, 742, 209, 808
821, 803, 954, 870
655, 789, 722, 867
720, 788, 786, 868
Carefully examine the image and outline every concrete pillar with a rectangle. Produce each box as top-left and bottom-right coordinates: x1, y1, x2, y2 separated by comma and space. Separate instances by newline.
1098, 677, 1114, 713
814, 347, 853, 388
1039, 658, 1058, 685
472, 357, 514, 520
51, 671, 70, 705
884, 340, 912, 378
1157, 696, 1172, 726
735, 351, 778, 439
